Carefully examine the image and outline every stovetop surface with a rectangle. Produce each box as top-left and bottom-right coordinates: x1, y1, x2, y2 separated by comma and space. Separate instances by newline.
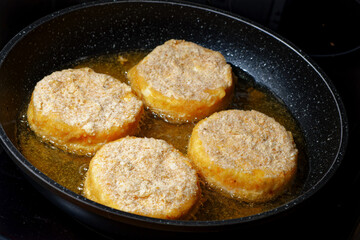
1, 1, 360, 239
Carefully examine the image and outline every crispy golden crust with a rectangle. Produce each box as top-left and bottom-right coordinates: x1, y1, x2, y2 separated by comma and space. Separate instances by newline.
27, 68, 144, 155
188, 110, 298, 202
84, 137, 201, 219
127, 39, 234, 123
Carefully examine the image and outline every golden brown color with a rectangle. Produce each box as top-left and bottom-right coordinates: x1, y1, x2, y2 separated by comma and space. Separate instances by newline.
19, 51, 306, 221
127, 39, 234, 123
188, 109, 298, 202
27, 67, 144, 155
84, 137, 201, 219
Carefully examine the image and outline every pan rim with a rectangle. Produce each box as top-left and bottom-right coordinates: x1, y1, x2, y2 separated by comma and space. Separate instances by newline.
0, 0, 349, 229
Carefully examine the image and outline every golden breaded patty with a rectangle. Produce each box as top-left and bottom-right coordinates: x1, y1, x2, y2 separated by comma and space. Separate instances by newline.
27, 68, 144, 155
188, 110, 298, 202
127, 39, 234, 123
84, 137, 201, 219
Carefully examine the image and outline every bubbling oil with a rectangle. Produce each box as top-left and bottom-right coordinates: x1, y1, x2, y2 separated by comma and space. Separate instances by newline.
16, 51, 307, 221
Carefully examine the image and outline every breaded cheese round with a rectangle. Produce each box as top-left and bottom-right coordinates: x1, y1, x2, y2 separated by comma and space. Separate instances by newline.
188, 110, 298, 202
27, 68, 144, 155
127, 39, 234, 123
84, 137, 201, 219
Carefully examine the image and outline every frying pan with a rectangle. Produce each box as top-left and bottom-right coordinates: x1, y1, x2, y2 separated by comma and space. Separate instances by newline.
0, 0, 348, 238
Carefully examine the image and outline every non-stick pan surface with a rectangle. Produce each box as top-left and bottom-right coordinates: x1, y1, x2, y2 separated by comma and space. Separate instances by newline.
0, 0, 348, 237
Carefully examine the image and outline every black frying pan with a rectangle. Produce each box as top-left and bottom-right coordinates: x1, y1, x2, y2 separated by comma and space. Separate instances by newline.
0, 0, 348, 238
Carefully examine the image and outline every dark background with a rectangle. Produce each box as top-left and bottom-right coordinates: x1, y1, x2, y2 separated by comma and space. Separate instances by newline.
1, 0, 360, 239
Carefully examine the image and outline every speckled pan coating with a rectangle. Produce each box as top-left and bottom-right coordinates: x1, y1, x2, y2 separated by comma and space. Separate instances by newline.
0, 0, 348, 235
